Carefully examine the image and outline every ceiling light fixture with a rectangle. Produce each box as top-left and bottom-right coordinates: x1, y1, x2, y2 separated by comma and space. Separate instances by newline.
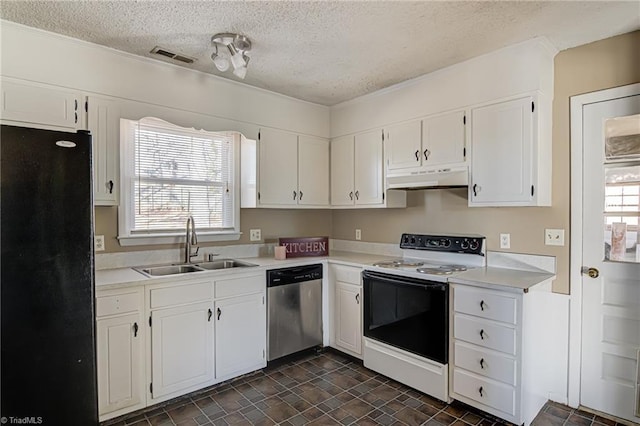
211, 33, 252, 79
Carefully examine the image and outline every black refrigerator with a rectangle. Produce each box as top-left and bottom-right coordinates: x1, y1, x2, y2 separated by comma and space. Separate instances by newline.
1, 125, 98, 424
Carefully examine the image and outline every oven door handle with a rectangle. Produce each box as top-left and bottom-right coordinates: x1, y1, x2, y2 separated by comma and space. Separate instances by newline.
362, 270, 447, 291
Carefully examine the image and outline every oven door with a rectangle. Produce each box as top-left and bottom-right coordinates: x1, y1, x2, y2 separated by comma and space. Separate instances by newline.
362, 270, 448, 364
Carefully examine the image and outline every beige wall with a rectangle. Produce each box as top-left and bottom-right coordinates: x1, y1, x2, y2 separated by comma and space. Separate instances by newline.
333, 31, 640, 294
95, 31, 639, 294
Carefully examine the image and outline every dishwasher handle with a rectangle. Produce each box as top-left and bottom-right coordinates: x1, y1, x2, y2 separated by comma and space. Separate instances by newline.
267, 264, 323, 287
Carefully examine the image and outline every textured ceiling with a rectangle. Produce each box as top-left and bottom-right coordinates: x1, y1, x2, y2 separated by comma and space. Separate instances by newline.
1, 1, 638, 106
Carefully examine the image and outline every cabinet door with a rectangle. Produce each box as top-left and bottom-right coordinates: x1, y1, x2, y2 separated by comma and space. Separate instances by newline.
151, 302, 214, 399
215, 293, 266, 380
96, 313, 144, 416
258, 128, 298, 206
335, 282, 362, 355
330, 135, 355, 206
470, 97, 533, 205
422, 110, 466, 166
386, 120, 422, 171
1, 79, 81, 129
87, 96, 120, 205
355, 130, 384, 205
298, 136, 330, 206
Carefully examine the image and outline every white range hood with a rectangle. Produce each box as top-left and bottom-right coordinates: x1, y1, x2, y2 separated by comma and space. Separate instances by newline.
386, 166, 468, 190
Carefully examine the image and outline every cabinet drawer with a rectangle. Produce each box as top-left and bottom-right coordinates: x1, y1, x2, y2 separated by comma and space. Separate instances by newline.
454, 314, 516, 355
96, 292, 140, 317
453, 368, 516, 416
454, 342, 517, 385
454, 286, 517, 324
150, 281, 212, 309
215, 274, 263, 299
332, 264, 361, 285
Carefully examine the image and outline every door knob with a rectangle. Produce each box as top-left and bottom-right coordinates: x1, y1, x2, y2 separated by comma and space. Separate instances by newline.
581, 267, 599, 278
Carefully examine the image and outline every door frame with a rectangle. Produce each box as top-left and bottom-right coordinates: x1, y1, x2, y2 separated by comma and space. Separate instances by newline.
568, 82, 640, 408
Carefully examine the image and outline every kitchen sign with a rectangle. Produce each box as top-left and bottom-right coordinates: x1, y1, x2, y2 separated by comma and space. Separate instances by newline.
278, 237, 329, 258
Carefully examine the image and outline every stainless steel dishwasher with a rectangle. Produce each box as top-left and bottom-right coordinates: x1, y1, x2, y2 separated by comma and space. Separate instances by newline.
267, 264, 323, 361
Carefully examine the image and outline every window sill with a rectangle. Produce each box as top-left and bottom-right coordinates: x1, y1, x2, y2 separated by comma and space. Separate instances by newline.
117, 232, 241, 247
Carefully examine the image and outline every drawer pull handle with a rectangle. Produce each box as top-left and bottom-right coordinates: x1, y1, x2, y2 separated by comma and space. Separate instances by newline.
480, 300, 485, 311
217, 307, 222, 320
479, 358, 485, 369
355, 293, 360, 304
479, 386, 484, 397
208, 308, 213, 322
480, 329, 485, 340
133, 322, 139, 337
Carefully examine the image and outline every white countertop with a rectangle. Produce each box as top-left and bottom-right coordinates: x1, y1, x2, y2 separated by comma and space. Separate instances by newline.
450, 267, 555, 293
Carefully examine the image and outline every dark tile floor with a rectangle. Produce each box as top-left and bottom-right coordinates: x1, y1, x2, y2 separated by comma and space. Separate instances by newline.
102, 350, 629, 426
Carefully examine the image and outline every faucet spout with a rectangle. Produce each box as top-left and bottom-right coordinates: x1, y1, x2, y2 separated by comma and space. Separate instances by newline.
184, 215, 199, 264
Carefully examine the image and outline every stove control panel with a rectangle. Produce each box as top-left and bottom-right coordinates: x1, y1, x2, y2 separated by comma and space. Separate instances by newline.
400, 233, 485, 255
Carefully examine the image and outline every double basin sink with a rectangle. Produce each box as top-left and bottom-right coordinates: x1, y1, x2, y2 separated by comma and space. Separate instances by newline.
134, 259, 258, 277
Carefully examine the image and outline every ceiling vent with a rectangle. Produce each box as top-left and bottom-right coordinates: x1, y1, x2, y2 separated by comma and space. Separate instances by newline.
150, 46, 196, 64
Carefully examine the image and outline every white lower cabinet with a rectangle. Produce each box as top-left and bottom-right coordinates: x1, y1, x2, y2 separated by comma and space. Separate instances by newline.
214, 273, 266, 380
150, 301, 214, 399
330, 264, 363, 358
450, 281, 557, 426
96, 288, 145, 422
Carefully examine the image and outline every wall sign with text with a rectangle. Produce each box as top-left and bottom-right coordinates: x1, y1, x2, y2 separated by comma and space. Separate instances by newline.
278, 237, 329, 258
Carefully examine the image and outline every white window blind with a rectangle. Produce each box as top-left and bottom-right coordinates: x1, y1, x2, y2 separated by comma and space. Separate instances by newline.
125, 117, 235, 235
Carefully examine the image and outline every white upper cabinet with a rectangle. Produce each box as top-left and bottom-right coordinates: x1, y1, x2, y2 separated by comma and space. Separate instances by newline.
422, 110, 466, 166
331, 130, 406, 208
298, 135, 330, 206
257, 128, 329, 208
87, 96, 120, 206
386, 120, 422, 171
1, 77, 82, 130
469, 95, 550, 206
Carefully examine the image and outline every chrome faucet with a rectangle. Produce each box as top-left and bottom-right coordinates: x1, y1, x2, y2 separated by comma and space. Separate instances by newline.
184, 215, 199, 263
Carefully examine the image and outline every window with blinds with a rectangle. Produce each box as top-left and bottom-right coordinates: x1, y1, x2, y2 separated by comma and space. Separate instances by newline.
120, 117, 237, 239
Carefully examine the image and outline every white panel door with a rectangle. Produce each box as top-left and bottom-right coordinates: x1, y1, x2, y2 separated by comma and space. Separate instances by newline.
470, 97, 533, 204
151, 302, 214, 399
1, 78, 80, 129
96, 313, 144, 416
298, 135, 330, 206
581, 93, 640, 423
331, 135, 355, 206
215, 294, 266, 379
423, 110, 466, 166
258, 128, 298, 206
354, 129, 384, 205
335, 282, 362, 355
87, 96, 120, 205
386, 120, 422, 171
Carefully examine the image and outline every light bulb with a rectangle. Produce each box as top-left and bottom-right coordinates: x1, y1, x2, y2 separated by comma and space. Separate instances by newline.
211, 52, 230, 72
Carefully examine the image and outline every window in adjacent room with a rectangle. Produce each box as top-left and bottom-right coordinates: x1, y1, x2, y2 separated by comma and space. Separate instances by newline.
118, 117, 240, 246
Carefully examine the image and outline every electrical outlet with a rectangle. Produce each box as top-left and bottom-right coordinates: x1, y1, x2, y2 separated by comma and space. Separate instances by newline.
545, 229, 565, 246
355, 229, 362, 241
500, 233, 511, 249
95, 235, 105, 251
249, 229, 261, 241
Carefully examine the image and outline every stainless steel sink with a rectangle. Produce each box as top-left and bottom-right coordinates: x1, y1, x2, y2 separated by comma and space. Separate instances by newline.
195, 259, 258, 270
135, 264, 202, 277
133, 258, 257, 277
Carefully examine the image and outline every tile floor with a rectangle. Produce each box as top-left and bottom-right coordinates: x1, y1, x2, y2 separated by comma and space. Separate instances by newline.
102, 349, 629, 426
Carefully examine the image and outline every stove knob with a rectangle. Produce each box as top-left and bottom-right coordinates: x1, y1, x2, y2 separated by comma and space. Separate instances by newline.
410, 236, 416, 244
469, 239, 480, 250
461, 239, 470, 250
403, 235, 410, 244
440, 239, 451, 248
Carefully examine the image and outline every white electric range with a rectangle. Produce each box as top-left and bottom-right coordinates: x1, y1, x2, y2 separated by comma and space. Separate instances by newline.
362, 233, 486, 402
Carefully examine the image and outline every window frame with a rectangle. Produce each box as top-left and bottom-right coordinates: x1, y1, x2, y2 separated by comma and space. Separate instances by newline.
117, 117, 241, 246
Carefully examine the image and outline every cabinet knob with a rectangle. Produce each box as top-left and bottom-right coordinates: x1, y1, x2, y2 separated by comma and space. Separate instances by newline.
133, 322, 139, 337
355, 293, 359, 304
480, 329, 485, 340
415, 150, 420, 161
